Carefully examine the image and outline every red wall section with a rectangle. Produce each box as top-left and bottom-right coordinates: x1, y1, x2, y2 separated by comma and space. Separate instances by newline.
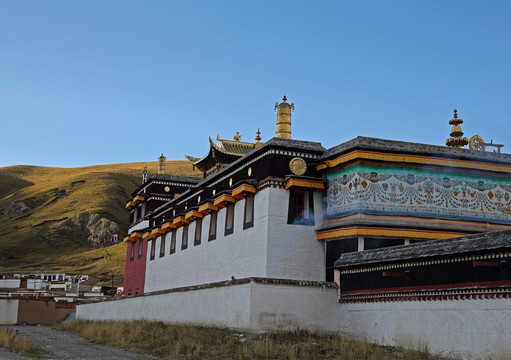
123, 239, 147, 295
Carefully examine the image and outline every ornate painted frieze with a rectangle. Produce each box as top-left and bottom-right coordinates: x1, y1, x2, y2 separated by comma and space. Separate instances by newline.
326, 163, 511, 223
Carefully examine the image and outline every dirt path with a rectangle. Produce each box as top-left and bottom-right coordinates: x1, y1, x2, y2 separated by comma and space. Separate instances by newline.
1, 325, 153, 360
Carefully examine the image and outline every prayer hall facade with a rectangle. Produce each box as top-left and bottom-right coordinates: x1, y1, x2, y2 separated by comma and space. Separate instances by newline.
78, 97, 511, 359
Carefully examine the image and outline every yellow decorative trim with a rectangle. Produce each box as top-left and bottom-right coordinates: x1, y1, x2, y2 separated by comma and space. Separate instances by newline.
133, 195, 145, 204
285, 178, 324, 191
142, 231, 152, 240
323, 214, 511, 231
198, 202, 219, 214
185, 210, 203, 220
125, 201, 134, 209
213, 194, 236, 208
123, 236, 131, 242
173, 216, 189, 226
161, 222, 176, 232
151, 228, 162, 237
316, 226, 467, 241
129, 232, 142, 240
232, 184, 256, 199
316, 150, 511, 173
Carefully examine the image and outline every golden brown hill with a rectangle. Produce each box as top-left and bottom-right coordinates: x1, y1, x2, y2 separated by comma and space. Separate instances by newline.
0, 160, 199, 281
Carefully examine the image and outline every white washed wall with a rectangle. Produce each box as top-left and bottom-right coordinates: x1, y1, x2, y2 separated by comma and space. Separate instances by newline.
77, 281, 338, 332
0, 279, 20, 288
0, 299, 19, 324
265, 189, 325, 281
338, 299, 511, 360
144, 188, 271, 292
144, 187, 326, 292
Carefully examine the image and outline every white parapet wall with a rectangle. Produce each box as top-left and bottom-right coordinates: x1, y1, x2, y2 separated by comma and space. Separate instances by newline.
0, 299, 19, 324
338, 299, 511, 360
77, 278, 339, 332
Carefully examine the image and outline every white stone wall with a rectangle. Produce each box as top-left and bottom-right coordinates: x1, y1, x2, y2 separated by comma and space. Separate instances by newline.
129, 220, 150, 233
0, 279, 21, 288
144, 187, 326, 292
338, 299, 511, 360
77, 280, 338, 332
0, 299, 19, 324
265, 189, 325, 281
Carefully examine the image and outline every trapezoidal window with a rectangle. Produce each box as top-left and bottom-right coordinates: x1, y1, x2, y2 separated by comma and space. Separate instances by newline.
287, 190, 314, 226
130, 242, 135, 261
243, 195, 254, 229
224, 203, 234, 236
182, 224, 188, 250
194, 218, 202, 246
170, 230, 176, 254
150, 239, 155, 261
137, 239, 143, 259
159, 234, 166, 257
208, 211, 217, 241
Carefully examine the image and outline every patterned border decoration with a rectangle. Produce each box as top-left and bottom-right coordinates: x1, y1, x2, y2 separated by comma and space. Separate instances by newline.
326, 163, 511, 224
340, 286, 511, 303
339, 252, 511, 275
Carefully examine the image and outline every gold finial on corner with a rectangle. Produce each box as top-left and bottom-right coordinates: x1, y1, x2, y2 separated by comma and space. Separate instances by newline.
233, 132, 242, 141
216, 134, 221, 142
446, 109, 469, 148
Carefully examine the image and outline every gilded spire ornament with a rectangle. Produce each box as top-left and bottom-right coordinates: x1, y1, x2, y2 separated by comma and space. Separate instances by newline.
275, 95, 294, 139
446, 109, 469, 148
158, 154, 166, 174
255, 128, 262, 146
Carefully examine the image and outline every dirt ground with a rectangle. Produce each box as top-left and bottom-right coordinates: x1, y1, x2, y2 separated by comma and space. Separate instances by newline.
1, 324, 153, 360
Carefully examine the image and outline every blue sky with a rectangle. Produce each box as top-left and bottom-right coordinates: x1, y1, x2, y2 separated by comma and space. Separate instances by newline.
1, 1, 510, 168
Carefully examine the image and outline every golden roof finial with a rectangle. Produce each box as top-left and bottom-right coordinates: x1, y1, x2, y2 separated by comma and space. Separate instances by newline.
255, 128, 262, 146
233, 132, 242, 141
275, 95, 294, 139
446, 109, 469, 148
158, 154, 166, 174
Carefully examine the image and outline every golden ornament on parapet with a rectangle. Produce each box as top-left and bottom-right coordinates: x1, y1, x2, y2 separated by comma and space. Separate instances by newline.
289, 157, 307, 176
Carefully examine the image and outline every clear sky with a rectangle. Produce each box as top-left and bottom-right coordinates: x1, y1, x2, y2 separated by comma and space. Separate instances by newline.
1, 1, 510, 168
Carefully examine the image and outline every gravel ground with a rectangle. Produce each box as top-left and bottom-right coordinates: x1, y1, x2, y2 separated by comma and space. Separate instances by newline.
1, 325, 153, 360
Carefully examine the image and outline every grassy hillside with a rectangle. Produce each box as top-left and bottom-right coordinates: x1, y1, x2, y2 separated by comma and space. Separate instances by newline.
0, 161, 199, 281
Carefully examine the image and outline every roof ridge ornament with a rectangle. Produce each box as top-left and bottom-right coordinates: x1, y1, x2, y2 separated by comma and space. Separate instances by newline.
275, 95, 294, 139
446, 109, 469, 148
255, 128, 262, 146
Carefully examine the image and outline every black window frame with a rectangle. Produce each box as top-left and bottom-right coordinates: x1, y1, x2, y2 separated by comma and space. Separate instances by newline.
243, 194, 254, 229
137, 239, 143, 259
194, 218, 202, 246
149, 238, 155, 261
159, 233, 166, 257
130, 242, 135, 261
182, 224, 188, 250
287, 190, 314, 226
170, 230, 176, 254
224, 203, 234, 236
208, 211, 217, 241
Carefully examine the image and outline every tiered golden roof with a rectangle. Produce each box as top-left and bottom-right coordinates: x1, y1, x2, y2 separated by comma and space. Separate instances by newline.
446, 109, 469, 148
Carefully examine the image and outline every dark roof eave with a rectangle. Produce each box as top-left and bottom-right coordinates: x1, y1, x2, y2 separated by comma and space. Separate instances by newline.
334, 229, 511, 268
319, 136, 511, 164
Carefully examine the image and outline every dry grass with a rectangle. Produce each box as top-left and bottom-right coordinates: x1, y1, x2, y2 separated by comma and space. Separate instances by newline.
56, 320, 451, 360
0, 160, 199, 278
0, 327, 45, 358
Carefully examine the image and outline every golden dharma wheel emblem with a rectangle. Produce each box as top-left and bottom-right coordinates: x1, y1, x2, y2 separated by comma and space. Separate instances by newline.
469, 135, 486, 151
289, 157, 307, 176
164, 186, 170, 192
